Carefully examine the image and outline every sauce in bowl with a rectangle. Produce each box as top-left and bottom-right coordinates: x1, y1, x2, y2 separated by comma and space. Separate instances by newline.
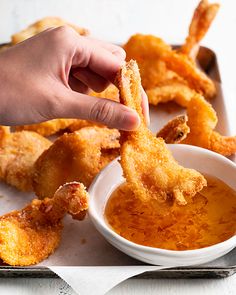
105, 175, 236, 250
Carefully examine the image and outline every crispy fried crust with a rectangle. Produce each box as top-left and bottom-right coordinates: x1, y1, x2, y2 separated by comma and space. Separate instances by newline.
157, 115, 190, 144
75, 126, 120, 149
67, 119, 102, 132
124, 34, 216, 101
33, 127, 120, 199
90, 84, 119, 102
0, 128, 51, 191
180, 0, 220, 59
11, 17, 89, 44
183, 94, 236, 156
15, 119, 77, 137
123, 34, 174, 90
0, 126, 10, 141
116, 60, 206, 206
0, 182, 88, 266
146, 78, 196, 107
162, 51, 216, 98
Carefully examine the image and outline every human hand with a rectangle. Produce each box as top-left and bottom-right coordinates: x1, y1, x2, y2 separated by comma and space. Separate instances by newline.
0, 26, 149, 130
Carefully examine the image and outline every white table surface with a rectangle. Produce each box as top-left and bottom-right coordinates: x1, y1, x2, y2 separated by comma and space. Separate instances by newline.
0, 0, 236, 294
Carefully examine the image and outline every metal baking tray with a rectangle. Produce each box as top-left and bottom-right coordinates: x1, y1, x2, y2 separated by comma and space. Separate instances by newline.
0, 44, 235, 279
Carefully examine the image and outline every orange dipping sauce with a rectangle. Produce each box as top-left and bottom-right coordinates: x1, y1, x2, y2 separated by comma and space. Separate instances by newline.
105, 175, 236, 250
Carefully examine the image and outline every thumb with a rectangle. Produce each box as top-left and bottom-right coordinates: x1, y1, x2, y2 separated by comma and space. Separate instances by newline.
54, 90, 140, 131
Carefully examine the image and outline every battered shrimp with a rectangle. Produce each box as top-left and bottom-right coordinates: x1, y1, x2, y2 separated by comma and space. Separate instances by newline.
116, 60, 206, 206
0, 182, 88, 266
0, 127, 51, 191
183, 94, 236, 156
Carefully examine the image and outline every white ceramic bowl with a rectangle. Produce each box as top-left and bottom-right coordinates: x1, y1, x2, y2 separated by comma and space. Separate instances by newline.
88, 144, 236, 266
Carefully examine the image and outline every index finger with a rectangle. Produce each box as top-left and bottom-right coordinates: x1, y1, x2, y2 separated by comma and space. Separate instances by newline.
72, 36, 125, 83
83, 36, 126, 61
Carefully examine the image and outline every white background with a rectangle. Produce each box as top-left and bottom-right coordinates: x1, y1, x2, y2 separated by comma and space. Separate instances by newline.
0, 0, 236, 294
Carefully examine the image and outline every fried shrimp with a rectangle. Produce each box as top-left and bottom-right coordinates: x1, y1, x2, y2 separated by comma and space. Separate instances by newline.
123, 34, 174, 90
162, 50, 216, 99
75, 126, 120, 149
180, 0, 220, 59
67, 119, 102, 133
157, 115, 190, 144
33, 127, 120, 199
183, 94, 236, 156
0, 127, 51, 191
15, 119, 77, 137
123, 1, 219, 106
116, 60, 206, 206
146, 78, 196, 107
0, 182, 88, 266
90, 84, 119, 102
124, 34, 216, 100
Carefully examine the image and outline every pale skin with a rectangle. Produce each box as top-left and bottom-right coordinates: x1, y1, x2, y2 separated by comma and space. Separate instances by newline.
0, 26, 149, 130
